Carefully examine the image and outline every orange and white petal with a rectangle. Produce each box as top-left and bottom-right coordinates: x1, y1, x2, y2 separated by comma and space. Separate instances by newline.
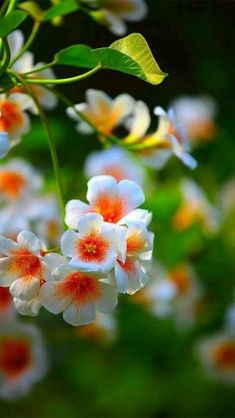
65, 199, 90, 229
101, 222, 127, 264
115, 0, 148, 21
10, 276, 40, 301
114, 258, 148, 294
16, 231, 44, 255
110, 94, 135, 126
13, 296, 41, 316
9, 92, 33, 112
77, 213, 103, 235
95, 281, 118, 313
40, 281, 72, 314
0, 259, 18, 286
87, 175, 118, 204
125, 101, 151, 143
70, 248, 118, 273
63, 302, 96, 326
86, 89, 112, 116
61, 229, 80, 259
0, 236, 18, 256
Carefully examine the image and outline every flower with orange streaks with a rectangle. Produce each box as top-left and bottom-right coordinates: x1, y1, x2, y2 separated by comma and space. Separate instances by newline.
84, 147, 145, 186
113, 219, 154, 294
0, 322, 47, 399
198, 333, 235, 384
0, 231, 64, 316
170, 96, 217, 143
67, 89, 135, 135
62, 213, 127, 272
65, 175, 146, 229
40, 263, 118, 326
0, 93, 32, 145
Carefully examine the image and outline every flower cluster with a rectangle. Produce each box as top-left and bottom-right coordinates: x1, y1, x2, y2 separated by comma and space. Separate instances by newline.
67, 89, 198, 170
0, 175, 153, 327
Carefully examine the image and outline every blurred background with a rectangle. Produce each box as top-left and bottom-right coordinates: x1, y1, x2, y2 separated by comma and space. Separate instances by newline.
1, 0, 235, 417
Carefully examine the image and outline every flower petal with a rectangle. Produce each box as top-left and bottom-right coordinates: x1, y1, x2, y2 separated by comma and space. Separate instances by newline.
63, 302, 96, 326
10, 276, 40, 301
61, 230, 79, 258
65, 199, 90, 229
95, 282, 118, 313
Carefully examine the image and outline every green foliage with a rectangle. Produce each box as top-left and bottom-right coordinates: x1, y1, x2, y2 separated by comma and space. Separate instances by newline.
56, 33, 167, 85
0, 10, 28, 37
43, 0, 80, 22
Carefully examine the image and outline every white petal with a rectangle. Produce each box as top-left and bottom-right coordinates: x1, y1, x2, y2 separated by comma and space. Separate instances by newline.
121, 209, 152, 226
118, 0, 148, 21
77, 213, 103, 235
0, 236, 18, 256
87, 175, 118, 204
8, 30, 24, 59
65, 199, 90, 229
126, 101, 151, 141
13, 297, 41, 316
43, 253, 66, 280
63, 303, 96, 326
118, 179, 145, 212
61, 230, 79, 258
0, 259, 17, 285
10, 276, 40, 301
114, 259, 143, 294
17, 231, 43, 254
0, 132, 10, 158
95, 282, 118, 313
40, 282, 71, 314
102, 10, 127, 35
111, 94, 135, 125
9, 92, 34, 111
86, 89, 112, 115
70, 248, 117, 273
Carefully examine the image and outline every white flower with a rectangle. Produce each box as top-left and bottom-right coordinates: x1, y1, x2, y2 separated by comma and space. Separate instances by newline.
173, 179, 219, 234
0, 231, 64, 315
0, 321, 47, 399
65, 175, 146, 230
67, 89, 135, 135
40, 263, 118, 326
113, 219, 154, 294
197, 333, 235, 384
0, 93, 32, 144
0, 158, 42, 202
62, 213, 127, 272
84, 147, 145, 186
0, 132, 10, 159
170, 96, 217, 142
86, 0, 148, 35
8, 30, 57, 114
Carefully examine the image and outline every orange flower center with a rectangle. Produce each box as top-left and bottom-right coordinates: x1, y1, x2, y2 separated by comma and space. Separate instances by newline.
127, 231, 146, 254
0, 337, 31, 378
93, 194, 126, 223
57, 272, 100, 306
77, 231, 109, 264
214, 342, 235, 370
0, 170, 26, 198
0, 287, 12, 311
0, 99, 24, 134
10, 249, 43, 279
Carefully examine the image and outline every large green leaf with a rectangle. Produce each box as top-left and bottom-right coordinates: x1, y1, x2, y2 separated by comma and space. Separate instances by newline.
56, 33, 167, 85
43, 0, 79, 21
0, 10, 28, 38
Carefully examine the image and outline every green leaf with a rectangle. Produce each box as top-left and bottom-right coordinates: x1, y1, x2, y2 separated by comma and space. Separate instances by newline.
56, 45, 99, 68
43, 0, 79, 22
55, 33, 167, 85
19, 1, 44, 21
0, 10, 28, 38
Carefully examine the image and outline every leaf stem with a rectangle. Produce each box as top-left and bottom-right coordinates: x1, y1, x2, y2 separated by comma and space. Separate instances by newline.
21, 60, 57, 76
10, 20, 41, 67
0, 38, 11, 76
23, 64, 101, 84
10, 70, 65, 223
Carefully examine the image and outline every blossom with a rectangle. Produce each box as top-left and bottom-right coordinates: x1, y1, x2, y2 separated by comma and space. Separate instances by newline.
62, 213, 127, 272
0, 93, 32, 145
0, 158, 42, 203
124, 101, 197, 169
8, 30, 57, 113
76, 312, 117, 342
84, 147, 145, 186
170, 96, 217, 142
0, 132, 10, 159
85, 0, 147, 35
173, 179, 219, 233
197, 333, 235, 384
0, 231, 64, 316
65, 175, 145, 229
113, 219, 154, 294
67, 89, 135, 135
40, 263, 118, 326
0, 322, 47, 399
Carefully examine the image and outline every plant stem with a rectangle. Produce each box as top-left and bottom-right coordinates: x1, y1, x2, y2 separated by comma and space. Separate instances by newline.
10, 20, 41, 67
11, 70, 65, 223
23, 64, 101, 85
21, 60, 56, 76
6, 0, 18, 13
0, 38, 11, 76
